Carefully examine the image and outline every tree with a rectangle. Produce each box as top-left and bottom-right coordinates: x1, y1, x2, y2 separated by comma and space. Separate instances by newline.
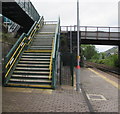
81, 45, 98, 61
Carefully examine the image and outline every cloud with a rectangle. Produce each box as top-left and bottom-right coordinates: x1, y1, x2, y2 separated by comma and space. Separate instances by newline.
31, 0, 119, 51
95, 45, 117, 52
31, 0, 119, 26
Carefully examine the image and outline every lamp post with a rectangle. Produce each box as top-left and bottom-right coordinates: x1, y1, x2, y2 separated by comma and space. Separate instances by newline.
76, 0, 81, 91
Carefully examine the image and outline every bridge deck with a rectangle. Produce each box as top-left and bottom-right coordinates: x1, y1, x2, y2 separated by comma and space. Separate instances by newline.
61, 26, 120, 45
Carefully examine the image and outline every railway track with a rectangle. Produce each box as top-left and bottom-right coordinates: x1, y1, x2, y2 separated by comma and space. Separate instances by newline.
85, 62, 120, 77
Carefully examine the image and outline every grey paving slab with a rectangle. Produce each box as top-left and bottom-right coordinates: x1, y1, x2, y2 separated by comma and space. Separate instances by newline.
61, 66, 72, 86
2, 86, 89, 112
80, 68, 119, 112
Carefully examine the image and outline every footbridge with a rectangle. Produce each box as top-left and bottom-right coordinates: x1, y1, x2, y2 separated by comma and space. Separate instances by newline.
2, 0, 40, 32
61, 26, 120, 45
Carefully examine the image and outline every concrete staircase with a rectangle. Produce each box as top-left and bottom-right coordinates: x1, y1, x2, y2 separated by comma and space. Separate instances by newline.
7, 23, 57, 89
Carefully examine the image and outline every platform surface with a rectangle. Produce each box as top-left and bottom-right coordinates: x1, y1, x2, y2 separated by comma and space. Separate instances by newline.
2, 68, 120, 112
81, 68, 119, 112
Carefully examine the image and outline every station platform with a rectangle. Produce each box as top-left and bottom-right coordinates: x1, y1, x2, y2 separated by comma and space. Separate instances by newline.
81, 68, 119, 112
2, 68, 119, 113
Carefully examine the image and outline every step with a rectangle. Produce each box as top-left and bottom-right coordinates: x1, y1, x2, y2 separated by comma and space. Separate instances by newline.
34, 37, 53, 39
19, 61, 50, 64
14, 71, 49, 74
31, 46, 52, 48
15, 67, 49, 70
24, 50, 52, 53
35, 34, 54, 37
34, 37, 54, 39
7, 83, 52, 88
32, 41, 53, 43
32, 38, 53, 41
22, 56, 50, 58
20, 58, 50, 61
9, 79, 51, 83
32, 42, 52, 46
23, 53, 51, 56
12, 75, 49, 79
38, 32, 55, 34
29, 48, 52, 50
17, 64, 49, 67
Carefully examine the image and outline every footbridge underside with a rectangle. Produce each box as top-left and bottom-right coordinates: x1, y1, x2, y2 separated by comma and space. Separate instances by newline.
2, 0, 40, 32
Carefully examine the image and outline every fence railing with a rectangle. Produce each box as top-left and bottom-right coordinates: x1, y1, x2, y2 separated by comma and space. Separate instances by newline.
8, 22, 20, 32
61, 26, 120, 40
47, 17, 60, 89
44, 21, 58, 25
61, 26, 120, 32
15, 0, 40, 21
52, 17, 60, 89
4, 16, 44, 84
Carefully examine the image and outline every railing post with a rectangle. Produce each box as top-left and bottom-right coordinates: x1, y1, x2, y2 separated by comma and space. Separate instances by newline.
74, 25, 76, 31
97, 27, 98, 40
52, 58, 55, 89
109, 27, 110, 40
85, 27, 87, 39
67, 26, 68, 32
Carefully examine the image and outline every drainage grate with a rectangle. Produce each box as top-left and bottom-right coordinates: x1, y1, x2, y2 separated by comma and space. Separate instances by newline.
87, 94, 107, 101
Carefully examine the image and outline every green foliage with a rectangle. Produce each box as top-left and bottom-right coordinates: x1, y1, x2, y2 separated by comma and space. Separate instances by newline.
104, 54, 119, 67
101, 52, 105, 59
81, 45, 99, 60
95, 54, 119, 67
81, 45, 119, 68
2, 32, 17, 44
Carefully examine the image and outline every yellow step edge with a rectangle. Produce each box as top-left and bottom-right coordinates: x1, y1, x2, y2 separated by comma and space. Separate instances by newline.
7, 83, 52, 88
25, 50, 52, 52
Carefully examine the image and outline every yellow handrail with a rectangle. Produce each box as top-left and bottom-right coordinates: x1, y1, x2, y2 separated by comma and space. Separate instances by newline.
6, 23, 38, 69
5, 43, 26, 77
27, 18, 44, 46
27, 24, 39, 45
48, 17, 60, 80
5, 20, 42, 78
5, 37, 26, 68
49, 38, 54, 79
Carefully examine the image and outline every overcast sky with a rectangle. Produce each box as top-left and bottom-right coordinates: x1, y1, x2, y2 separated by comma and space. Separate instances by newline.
31, 0, 119, 52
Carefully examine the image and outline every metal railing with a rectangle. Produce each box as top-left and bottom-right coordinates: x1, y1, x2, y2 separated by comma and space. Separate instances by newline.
61, 26, 120, 32
44, 18, 60, 89
61, 26, 120, 40
44, 21, 58, 25
15, 0, 40, 21
8, 22, 20, 32
51, 17, 60, 89
4, 16, 44, 84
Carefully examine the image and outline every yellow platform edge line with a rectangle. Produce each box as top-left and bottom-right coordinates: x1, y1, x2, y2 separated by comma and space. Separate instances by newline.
88, 68, 120, 89
25, 50, 52, 52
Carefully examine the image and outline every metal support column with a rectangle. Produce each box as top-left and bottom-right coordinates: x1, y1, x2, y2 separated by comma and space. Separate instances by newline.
70, 26, 74, 86
0, 1, 2, 113
76, 0, 81, 91
118, 45, 120, 68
